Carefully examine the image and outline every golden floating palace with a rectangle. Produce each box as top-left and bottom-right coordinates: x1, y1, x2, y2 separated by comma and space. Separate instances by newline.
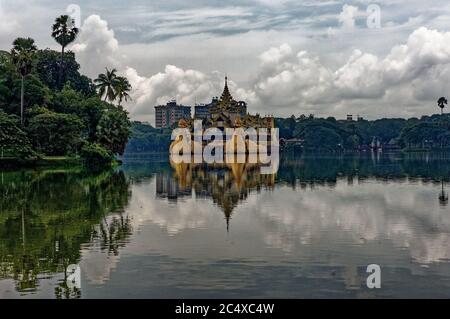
177, 76, 275, 131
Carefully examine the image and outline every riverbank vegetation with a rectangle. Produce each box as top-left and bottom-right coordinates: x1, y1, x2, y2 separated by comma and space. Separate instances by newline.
275, 111, 450, 151
0, 15, 131, 169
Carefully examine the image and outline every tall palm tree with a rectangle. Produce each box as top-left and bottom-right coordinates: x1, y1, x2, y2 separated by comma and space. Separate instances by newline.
51, 15, 79, 89
115, 76, 132, 107
11, 38, 37, 125
94, 68, 119, 102
438, 97, 448, 115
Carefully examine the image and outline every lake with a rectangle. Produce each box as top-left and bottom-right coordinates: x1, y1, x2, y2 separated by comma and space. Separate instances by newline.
1, 152, 450, 298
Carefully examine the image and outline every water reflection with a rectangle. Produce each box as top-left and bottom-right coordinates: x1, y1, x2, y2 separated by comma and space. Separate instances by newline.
0, 170, 132, 298
1, 152, 450, 298
160, 161, 275, 231
150, 153, 450, 234
439, 180, 449, 206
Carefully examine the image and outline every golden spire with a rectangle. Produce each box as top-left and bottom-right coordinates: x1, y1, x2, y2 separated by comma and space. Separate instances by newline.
219, 75, 233, 107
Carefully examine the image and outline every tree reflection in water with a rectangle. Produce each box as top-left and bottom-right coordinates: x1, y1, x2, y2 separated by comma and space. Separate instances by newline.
439, 180, 449, 206
0, 169, 132, 298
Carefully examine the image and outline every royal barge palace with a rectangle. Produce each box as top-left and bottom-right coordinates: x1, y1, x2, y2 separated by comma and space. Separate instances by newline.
179, 76, 275, 131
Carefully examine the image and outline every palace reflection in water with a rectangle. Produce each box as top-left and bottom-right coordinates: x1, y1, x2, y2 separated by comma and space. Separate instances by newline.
157, 161, 276, 231
1, 152, 450, 298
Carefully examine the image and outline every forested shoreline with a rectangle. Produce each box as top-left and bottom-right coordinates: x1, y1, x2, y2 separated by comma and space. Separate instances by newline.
0, 15, 131, 169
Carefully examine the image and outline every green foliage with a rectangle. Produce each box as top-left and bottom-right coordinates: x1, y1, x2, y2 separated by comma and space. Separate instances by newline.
79, 97, 107, 141
52, 15, 80, 90
0, 169, 131, 294
125, 122, 172, 153
290, 118, 352, 150
0, 71, 51, 117
47, 87, 108, 143
96, 108, 131, 155
0, 36, 132, 163
304, 126, 343, 150
80, 142, 113, 168
10, 38, 37, 77
48, 85, 84, 114
0, 50, 10, 66
355, 118, 407, 145
13, 75, 50, 110
0, 111, 35, 158
345, 134, 361, 149
94, 68, 119, 102
274, 115, 438, 151
35, 49, 95, 96
27, 109, 84, 156
52, 15, 79, 49
400, 122, 450, 148
115, 76, 132, 106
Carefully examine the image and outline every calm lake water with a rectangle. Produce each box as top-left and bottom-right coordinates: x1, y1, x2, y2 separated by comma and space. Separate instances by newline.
1, 152, 450, 299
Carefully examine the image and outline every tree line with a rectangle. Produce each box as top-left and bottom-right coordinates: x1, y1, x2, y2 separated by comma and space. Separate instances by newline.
0, 15, 133, 168
274, 98, 450, 152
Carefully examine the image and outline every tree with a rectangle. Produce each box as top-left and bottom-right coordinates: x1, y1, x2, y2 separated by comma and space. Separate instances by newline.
399, 122, 449, 149
35, 49, 95, 96
125, 122, 173, 153
0, 50, 10, 66
10, 38, 37, 125
80, 143, 113, 169
80, 97, 107, 142
27, 109, 84, 156
96, 108, 131, 155
51, 15, 79, 89
0, 111, 35, 158
0, 60, 9, 106
115, 76, 132, 107
304, 126, 343, 151
438, 97, 448, 115
94, 68, 119, 102
49, 85, 84, 115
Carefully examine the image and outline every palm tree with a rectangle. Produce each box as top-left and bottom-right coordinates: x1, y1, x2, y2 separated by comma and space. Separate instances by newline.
115, 76, 132, 107
438, 97, 448, 115
94, 68, 119, 102
11, 38, 37, 125
51, 15, 79, 89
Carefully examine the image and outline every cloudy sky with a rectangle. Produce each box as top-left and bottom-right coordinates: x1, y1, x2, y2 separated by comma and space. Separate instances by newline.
2, 0, 450, 123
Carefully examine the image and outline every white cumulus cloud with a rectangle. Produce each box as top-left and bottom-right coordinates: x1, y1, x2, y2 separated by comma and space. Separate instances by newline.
72, 15, 122, 78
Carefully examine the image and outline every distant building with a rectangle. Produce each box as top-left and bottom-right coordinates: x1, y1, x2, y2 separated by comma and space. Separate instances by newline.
194, 97, 219, 120
155, 100, 191, 128
347, 114, 354, 122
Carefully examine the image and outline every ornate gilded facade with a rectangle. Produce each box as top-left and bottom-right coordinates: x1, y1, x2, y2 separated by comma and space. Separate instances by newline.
179, 77, 275, 131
